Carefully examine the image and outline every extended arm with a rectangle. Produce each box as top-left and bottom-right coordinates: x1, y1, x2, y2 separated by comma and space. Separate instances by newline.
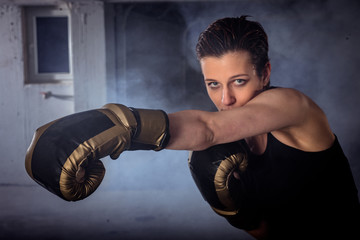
24, 88, 333, 202
166, 88, 331, 151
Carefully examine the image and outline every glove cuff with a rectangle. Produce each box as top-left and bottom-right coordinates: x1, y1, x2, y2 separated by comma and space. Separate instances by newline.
102, 104, 170, 151
129, 107, 170, 151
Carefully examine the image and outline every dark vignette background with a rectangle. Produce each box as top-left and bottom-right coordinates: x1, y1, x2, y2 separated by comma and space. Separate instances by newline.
1, 0, 359, 240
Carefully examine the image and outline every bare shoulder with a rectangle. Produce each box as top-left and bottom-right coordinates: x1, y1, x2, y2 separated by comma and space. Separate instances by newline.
248, 87, 312, 122
260, 88, 335, 151
261, 87, 326, 123
255, 87, 309, 105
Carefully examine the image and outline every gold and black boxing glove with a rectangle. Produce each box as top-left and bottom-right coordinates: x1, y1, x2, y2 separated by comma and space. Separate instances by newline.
25, 104, 170, 201
189, 141, 262, 231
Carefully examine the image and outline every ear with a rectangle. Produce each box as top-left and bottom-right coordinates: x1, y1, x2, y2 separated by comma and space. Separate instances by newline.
262, 62, 271, 87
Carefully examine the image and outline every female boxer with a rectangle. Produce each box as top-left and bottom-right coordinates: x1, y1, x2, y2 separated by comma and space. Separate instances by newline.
166, 16, 360, 239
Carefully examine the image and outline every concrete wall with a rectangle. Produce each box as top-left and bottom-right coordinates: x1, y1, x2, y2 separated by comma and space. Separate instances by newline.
0, 4, 27, 184
70, 0, 107, 112
0, 0, 106, 185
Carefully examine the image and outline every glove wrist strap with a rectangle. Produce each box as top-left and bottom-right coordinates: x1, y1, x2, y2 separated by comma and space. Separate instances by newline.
128, 107, 170, 151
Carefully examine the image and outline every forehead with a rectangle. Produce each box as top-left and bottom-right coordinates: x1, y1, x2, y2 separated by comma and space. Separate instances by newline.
200, 51, 254, 77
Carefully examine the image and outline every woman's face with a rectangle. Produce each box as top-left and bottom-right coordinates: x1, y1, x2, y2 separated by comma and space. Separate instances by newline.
200, 51, 270, 111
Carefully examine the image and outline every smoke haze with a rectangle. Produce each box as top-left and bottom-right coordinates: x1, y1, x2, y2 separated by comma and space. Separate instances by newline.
106, 0, 360, 192
2, 1, 359, 239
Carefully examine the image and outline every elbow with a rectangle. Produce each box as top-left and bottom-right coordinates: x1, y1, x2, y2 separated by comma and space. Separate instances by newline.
193, 118, 216, 151
194, 129, 214, 151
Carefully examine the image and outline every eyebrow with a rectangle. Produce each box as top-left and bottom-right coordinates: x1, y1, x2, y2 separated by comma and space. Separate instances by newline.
204, 74, 249, 82
229, 74, 249, 79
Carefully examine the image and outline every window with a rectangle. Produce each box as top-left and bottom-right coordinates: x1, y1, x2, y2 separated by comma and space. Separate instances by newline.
24, 6, 72, 83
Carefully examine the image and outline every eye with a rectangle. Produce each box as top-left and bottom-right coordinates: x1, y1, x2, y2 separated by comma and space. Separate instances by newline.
207, 81, 220, 88
234, 79, 246, 86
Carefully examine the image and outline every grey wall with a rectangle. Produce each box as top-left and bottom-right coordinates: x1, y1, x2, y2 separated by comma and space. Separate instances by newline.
0, 1, 107, 183
1, 0, 359, 240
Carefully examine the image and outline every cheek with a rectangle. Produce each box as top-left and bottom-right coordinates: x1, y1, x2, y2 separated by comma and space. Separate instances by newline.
233, 88, 255, 106
207, 90, 221, 107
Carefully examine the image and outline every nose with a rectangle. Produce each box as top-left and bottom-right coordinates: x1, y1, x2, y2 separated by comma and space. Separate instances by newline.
221, 87, 236, 107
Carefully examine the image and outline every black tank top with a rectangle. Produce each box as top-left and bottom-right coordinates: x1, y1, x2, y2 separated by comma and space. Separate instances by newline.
241, 133, 360, 238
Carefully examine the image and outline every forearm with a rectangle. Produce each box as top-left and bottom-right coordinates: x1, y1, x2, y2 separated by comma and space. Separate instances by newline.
165, 108, 256, 151
166, 110, 215, 151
